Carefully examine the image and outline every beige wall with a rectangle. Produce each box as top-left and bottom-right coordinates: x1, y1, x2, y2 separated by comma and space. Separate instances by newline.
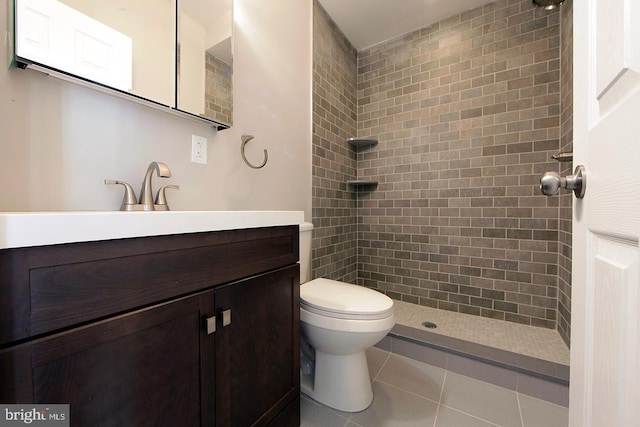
0, 0, 312, 220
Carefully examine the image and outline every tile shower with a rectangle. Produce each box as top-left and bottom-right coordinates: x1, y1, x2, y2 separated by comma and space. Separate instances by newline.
312, 0, 573, 348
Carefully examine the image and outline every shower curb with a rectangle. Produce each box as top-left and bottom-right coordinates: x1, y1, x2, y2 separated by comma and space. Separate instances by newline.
377, 324, 570, 407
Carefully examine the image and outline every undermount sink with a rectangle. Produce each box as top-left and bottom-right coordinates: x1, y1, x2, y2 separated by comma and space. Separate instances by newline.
0, 211, 305, 249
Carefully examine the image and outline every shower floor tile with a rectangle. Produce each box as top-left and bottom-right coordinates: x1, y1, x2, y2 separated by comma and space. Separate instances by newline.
392, 300, 570, 366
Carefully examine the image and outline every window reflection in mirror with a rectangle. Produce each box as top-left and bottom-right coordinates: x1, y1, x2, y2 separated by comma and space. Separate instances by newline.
177, 0, 232, 126
15, 0, 176, 107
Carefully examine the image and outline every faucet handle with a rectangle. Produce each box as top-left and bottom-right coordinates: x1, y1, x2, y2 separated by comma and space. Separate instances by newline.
154, 185, 179, 211
105, 179, 139, 211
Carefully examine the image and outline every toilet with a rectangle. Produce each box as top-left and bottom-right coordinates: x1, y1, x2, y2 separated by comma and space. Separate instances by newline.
298, 222, 395, 412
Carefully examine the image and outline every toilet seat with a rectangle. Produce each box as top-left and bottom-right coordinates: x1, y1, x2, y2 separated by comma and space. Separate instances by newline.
300, 278, 394, 320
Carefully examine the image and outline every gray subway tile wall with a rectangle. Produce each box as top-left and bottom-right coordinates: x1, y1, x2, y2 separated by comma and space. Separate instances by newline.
312, 1, 359, 282
557, 0, 573, 347
205, 53, 232, 126
312, 0, 572, 343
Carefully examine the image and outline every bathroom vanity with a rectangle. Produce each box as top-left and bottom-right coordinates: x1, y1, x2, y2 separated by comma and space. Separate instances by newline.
0, 212, 302, 426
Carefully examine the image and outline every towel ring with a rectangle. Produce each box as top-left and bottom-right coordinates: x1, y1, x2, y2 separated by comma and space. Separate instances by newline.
241, 134, 268, 169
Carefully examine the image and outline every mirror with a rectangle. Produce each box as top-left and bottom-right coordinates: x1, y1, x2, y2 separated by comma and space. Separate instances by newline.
13, 0, 232, 129
177, 0, 232, 126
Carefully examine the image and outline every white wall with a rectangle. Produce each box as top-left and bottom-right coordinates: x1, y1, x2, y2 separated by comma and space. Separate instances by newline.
0, 0, 313, 220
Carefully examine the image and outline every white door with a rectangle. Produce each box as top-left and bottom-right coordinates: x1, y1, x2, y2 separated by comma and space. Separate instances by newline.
570, 0, 640, 426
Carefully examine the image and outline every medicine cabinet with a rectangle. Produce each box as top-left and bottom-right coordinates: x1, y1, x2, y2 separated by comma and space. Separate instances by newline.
12, 0, 232, 129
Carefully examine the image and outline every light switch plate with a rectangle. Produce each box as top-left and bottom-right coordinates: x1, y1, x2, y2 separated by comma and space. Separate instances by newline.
191, 135, 207, 164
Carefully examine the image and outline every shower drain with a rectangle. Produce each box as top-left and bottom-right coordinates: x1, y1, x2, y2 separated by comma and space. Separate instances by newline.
421, 321, 437, 329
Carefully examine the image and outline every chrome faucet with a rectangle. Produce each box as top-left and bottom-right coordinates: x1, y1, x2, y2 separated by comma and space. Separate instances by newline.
105, 161, 179, 211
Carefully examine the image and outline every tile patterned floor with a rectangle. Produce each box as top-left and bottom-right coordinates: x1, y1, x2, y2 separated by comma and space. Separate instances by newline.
301, 347, 569, 427
392, 301, 570, 365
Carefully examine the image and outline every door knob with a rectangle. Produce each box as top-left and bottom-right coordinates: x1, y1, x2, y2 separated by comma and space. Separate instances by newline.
540, 165, 586, 198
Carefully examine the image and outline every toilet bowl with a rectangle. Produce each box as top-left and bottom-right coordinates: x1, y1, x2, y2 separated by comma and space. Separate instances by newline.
298, 223, 395, 412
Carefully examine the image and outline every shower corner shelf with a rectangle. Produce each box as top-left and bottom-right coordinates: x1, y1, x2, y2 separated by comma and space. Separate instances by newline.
347, 179, 378, 188
347, 137, 378, 148
346, 137, 378, 191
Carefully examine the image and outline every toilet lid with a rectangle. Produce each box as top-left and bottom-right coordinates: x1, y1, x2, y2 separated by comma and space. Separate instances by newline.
300, 278, 394, 320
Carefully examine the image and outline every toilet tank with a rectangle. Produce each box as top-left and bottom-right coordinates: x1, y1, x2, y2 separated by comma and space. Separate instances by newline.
299, 222, 314, 284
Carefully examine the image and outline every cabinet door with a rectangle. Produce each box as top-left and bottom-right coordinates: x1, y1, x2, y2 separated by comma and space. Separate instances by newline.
28, 291, 215, 427
215, 266, 300, 427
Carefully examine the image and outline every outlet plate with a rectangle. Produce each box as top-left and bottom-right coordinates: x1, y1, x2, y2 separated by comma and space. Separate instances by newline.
191, 135, 207, 164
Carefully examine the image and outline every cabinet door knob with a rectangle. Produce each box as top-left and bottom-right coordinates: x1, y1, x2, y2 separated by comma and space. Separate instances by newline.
222, 309, 232, 327
206, 316, 216, 334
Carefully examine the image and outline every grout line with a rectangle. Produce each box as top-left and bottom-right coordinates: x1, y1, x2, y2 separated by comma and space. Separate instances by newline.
439, 370, 447, 406
437, 403, 505, 427
516, 390, 569, 409
370, 349, 391, 382
373, 378, 441, 406
300, 394, 353, 426
432, 369, 447, 427
342, 417, 357, 427
516, 391, 525, 427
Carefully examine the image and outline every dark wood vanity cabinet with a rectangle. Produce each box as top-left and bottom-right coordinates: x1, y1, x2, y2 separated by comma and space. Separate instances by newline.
0, 226, 300, 427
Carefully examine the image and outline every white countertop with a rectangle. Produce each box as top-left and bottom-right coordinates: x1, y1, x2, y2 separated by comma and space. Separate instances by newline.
0, 211, 306, 249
